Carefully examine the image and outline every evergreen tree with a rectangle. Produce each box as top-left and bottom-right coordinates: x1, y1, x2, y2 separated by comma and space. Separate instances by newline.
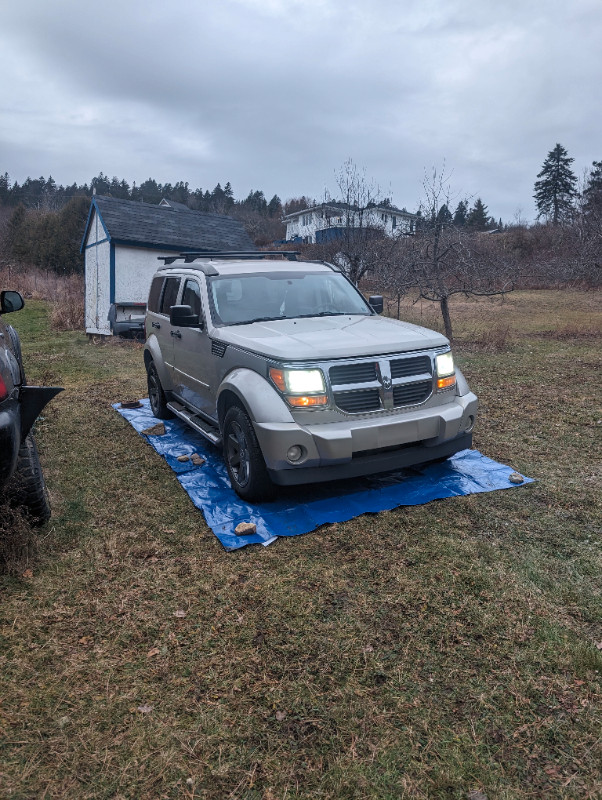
583, 160, 602, 213
453, 200, 468, 227
267, 194, 282, 218
533, 143, 577, 224
435, 203, 453, 229
466, 198, 490, 231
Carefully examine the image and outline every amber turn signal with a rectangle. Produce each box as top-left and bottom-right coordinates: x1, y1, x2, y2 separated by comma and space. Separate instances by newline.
437, 375, 456, 390
286, 395, 328, 407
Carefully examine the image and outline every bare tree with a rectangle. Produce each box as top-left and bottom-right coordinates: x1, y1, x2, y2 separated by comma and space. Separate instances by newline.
395, 168, 519, 340
320, 159, 389, 285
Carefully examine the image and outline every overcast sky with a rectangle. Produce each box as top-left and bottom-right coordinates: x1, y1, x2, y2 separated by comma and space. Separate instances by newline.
1, 0, 600, 222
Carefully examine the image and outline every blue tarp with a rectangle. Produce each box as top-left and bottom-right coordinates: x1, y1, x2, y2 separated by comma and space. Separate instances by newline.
115, 399, 533, 551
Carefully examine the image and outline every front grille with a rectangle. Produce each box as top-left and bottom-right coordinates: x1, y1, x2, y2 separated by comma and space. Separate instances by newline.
334, 389, 381, 413
390, 355, 431, 378
328, 351, 437, 414
393, 380, 432, 407
330, 361, 377, 385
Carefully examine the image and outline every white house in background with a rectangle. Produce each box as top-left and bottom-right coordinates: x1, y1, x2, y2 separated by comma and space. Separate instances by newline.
284, 202, 418, 244
81, 195, 254, 336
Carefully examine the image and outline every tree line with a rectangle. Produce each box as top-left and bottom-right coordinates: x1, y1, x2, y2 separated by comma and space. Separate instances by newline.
0, 172, 291, 273
0, 144, 600, 332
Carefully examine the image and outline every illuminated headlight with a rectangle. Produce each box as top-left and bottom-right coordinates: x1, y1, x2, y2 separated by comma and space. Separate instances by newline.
435, 352, 455, 377
269, 367, 328, 408
270, 367, 325, 394
435, 352, 456, 391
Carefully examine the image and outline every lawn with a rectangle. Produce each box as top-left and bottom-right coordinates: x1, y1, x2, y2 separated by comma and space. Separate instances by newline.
0, 290, 600, 800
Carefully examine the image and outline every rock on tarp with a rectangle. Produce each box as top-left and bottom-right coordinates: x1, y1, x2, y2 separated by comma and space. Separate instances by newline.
115, 400, 533, 551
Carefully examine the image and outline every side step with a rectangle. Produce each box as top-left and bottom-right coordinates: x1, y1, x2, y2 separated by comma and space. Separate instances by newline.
167, 401, 222, 446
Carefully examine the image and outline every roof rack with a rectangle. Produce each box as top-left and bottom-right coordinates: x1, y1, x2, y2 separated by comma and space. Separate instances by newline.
158, 250, 300, 265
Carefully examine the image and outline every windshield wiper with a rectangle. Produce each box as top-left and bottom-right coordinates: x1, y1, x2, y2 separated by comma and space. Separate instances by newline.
229, 315, 284, 326
293, 311, 354, 318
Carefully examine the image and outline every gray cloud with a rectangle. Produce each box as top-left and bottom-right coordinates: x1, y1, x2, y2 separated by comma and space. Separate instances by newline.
1, 0, 600, 220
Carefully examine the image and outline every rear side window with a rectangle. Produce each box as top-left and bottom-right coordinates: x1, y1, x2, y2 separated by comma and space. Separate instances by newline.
159, 277, 181, 315
147, 277, 164, 313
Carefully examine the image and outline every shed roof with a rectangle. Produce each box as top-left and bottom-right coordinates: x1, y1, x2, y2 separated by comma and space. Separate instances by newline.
81, 195, 256, 253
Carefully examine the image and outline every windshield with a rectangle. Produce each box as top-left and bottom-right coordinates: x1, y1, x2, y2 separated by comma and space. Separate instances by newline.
208, 271, 373, 326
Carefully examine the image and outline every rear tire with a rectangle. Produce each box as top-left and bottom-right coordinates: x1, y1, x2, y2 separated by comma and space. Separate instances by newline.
147, 362, 174, 419
6, 434, 51, 525
223, 405, 273, 502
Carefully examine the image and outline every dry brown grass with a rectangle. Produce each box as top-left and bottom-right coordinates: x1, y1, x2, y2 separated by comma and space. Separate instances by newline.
0, 291, 600, 800
0, 263, 84, 330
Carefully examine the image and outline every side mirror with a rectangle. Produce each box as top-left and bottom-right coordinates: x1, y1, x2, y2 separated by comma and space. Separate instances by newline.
368, 295, 383, 314
1, 291, 24, 314
170, 304, 201, 328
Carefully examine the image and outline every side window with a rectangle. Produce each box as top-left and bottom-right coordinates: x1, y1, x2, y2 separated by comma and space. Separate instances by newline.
147, 277, 164, 313
160, 277, 181, 315
181, 279, 202, 321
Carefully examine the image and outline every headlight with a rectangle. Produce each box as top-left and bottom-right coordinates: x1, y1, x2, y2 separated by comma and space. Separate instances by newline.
270, 367, 325, 394
435, 352, 456, 391
435, 352, 454, 377
269, 367, 328, 408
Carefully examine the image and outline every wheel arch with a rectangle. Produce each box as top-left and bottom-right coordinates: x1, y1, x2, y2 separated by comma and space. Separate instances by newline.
217, 369, 294, 429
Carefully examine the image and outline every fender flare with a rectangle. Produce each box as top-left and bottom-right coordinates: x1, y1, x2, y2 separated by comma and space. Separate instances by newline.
217, 368, 294, 426
143, 336, 173, 392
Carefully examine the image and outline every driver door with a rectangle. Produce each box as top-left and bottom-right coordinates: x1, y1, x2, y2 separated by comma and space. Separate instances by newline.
171, 278, 214, 417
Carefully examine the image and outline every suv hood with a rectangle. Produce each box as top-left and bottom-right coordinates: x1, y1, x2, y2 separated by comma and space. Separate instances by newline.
216, 315, 448, 360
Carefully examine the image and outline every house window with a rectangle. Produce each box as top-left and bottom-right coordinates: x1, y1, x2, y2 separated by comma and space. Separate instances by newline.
392, 216, 397, 228
302, 213, 312, 226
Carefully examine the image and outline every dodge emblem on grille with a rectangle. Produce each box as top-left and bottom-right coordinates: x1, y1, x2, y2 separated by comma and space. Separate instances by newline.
382, 375, 392, 390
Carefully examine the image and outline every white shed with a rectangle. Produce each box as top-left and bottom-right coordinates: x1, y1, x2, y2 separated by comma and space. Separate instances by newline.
81, 196, 255, 335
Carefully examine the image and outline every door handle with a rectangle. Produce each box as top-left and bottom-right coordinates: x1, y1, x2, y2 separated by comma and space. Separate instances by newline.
171, 330, 182, 339
152, 322, 161, 329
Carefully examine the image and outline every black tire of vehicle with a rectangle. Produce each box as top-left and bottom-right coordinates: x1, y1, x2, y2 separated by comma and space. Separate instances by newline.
6, 433, 51, 525
147, 362, 174, 419
223, 405, 273, 502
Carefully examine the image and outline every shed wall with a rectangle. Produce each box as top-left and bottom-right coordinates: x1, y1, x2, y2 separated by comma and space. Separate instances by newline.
113, 246, 174, 303
85, 239, 111, 335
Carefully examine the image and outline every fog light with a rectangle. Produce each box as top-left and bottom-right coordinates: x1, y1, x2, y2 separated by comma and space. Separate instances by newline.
464, 415, 475, 433
287, 445, 304, 463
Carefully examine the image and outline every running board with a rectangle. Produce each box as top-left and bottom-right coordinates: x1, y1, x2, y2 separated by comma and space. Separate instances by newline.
167, 401, 222, 446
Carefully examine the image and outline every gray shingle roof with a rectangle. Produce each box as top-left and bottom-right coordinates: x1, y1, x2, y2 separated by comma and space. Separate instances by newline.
83, 195, 256, 252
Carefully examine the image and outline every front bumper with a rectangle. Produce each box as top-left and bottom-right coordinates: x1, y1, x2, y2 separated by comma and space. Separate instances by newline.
254, 391, 478, 486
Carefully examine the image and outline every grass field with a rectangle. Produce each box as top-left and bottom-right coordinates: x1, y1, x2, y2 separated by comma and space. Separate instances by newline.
0, 290, 600, 800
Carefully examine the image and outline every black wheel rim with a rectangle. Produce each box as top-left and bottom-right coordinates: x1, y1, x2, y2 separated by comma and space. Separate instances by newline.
148, 368, 160, 412
226, 421, 250, 488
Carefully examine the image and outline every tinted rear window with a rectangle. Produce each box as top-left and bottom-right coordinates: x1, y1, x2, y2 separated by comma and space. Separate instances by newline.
147, 277, 164, 313
160, 278, 181, 314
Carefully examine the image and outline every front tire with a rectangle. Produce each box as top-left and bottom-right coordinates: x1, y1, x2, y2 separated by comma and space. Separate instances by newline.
223, 406, 273, 502
147, 362, 173, 419
5, 434, 51, 525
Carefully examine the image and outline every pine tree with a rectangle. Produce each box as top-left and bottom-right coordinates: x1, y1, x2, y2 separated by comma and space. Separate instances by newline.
583, 160, 602, 213
533, 143, 577, 224
453, 200, 468, 227
466, 198, 490, 231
